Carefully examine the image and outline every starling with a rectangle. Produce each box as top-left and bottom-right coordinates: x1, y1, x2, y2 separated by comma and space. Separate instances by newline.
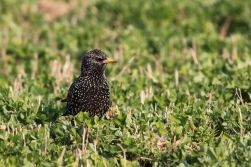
61, 49, 117, 117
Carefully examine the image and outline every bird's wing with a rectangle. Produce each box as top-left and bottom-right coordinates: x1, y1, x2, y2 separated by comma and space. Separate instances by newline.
62, 77, 84, 116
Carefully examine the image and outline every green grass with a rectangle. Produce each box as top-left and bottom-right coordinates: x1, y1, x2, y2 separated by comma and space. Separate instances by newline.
1, 0, 251, 166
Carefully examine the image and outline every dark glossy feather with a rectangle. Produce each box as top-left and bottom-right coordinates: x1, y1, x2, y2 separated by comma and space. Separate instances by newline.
61, 49, 115, 117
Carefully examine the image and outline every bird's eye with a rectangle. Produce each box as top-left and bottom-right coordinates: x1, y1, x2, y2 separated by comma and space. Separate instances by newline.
97, 58, 104, 62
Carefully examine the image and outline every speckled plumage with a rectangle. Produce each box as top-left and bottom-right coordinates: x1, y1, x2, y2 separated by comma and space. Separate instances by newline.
62, 49, 116, 117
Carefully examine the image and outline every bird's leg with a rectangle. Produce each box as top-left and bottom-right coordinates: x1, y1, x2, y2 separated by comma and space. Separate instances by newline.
71, 117, 77, 126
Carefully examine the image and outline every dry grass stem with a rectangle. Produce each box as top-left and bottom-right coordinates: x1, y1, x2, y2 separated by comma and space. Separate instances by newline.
82, 128, 87, 154
189, 48, 200, 66
57, 146, 66, 167
32, 53, 38, 79
116, 56, 135, 78
238, 108, 243, 137
13, 74, 23, 95
175, 69, 179, 87
51, 55, 73, 93
140, 87, 153, 104
117, 144, 127, 167
235, 88, 244, 105
220, 16, 231, 37
145, 63, 158, 83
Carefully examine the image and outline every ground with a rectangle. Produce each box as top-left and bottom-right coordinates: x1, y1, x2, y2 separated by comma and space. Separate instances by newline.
0, 0, 251, 166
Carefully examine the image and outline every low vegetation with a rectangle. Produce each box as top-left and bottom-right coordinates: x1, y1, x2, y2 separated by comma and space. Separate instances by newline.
0, 0, 251, 166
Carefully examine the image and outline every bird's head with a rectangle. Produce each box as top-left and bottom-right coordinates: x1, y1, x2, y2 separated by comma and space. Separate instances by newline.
81, 49, 117, 75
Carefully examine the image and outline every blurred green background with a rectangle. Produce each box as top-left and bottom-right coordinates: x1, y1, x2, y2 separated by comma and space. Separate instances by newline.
0, 0, 251, 166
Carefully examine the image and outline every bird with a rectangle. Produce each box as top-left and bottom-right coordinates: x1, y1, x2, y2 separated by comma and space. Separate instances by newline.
61, 49, 117, 118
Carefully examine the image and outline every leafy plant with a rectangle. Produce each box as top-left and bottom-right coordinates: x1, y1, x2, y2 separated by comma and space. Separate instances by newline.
0, 0, 251, 166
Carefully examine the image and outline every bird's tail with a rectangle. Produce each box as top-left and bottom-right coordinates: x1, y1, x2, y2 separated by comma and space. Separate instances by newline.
61, 111, 68, 116
61, 98, 67, 103
61, 98, 68, 116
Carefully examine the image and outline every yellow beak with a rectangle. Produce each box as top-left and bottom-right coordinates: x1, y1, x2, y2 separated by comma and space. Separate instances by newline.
103, 58, 117, 64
